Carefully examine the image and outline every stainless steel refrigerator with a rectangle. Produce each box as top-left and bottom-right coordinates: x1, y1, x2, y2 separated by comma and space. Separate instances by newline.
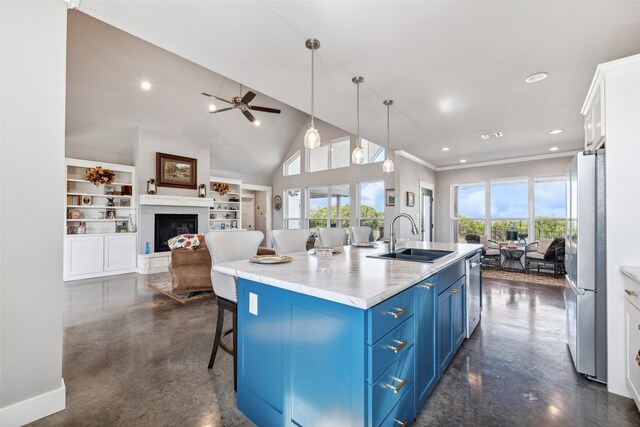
564, 148, 607, 382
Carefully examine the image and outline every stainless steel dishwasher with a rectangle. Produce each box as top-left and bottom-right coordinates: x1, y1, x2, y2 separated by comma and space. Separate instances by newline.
466, 252, 482, 338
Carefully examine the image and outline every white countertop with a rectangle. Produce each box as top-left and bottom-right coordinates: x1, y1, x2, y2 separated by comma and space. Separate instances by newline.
213, 241, 482, 309
621, 266, 640, 286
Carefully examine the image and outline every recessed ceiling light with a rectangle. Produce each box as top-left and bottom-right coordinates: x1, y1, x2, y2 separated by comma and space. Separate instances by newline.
460, 159, 467, 163
525, 72, 548, 83
140, 80, 151, 90
481, 131, 503, 140
548, 129, 563, 134
208, 104, 216, 112
549, 147, 559, 151
254, 120, 261, 127
441, 147, 451, 152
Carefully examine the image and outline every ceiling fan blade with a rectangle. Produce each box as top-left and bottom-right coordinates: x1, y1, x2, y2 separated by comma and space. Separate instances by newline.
241, 91, 256, 105
242, 110, 256, 122
201, 92, 233, 105
209, 107, 234, 114
249, 106, 281, 114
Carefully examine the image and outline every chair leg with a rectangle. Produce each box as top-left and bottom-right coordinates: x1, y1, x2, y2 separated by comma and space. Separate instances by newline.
232, 309, 238, 392
208, 302, 225, 369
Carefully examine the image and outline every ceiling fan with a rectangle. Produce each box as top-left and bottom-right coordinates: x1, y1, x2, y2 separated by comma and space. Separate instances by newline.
201, 84, 281, 125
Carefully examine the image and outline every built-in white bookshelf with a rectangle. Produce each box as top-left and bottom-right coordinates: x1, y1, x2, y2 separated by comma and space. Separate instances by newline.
209, 177, 242, 231
64, 158, 137, 281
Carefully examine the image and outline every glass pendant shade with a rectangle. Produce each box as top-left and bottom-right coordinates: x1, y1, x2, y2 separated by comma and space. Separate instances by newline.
382, 157, 394, 173
304, 125, 321, 149
352, 143, 365, 164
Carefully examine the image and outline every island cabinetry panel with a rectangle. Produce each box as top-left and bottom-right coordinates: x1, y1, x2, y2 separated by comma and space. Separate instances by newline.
437, 276, 466, 376
415, 275, 438, 409
237, 278, 366, 427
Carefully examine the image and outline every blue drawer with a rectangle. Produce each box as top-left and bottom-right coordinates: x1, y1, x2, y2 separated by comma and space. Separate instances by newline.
378, 383, 415, 427
368, 316, 414, 382
369, 347, 415, 426
368, 287, 415, 345
436, 260, 465, 295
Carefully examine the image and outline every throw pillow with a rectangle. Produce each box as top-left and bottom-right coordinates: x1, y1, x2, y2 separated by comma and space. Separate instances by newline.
168, 234, 204, 251
544, 237, 565, 260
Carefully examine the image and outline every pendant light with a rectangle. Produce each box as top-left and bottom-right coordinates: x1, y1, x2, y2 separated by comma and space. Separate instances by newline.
351, 76, 366, 164
382, 99, 395, 173
304, 39, 321, 149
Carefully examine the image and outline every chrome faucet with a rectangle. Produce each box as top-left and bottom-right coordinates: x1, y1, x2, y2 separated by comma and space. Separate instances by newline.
389, 213, 419, 253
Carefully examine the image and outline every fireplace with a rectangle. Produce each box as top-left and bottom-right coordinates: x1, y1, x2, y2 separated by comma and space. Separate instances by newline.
154, 214, 198, 252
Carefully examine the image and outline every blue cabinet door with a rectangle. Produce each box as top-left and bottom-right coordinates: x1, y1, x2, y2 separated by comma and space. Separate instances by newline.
437, 286, 454, 376
452, 278, 466, 352
414, 278, 437, 409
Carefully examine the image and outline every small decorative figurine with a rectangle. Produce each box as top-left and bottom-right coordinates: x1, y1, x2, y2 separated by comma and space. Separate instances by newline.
147, 179, 157, 194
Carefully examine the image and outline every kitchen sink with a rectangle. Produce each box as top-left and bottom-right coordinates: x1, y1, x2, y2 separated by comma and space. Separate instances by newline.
368, 248, 455, 263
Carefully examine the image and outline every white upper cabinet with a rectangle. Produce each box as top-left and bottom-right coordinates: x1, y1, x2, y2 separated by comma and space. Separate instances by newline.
583, 78, 606, 151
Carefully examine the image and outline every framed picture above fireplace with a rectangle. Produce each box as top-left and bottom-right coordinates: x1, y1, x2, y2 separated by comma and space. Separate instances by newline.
156, 152, 197, 189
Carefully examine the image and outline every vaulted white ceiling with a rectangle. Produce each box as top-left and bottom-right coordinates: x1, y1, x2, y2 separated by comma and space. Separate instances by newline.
77, 1, 640, 169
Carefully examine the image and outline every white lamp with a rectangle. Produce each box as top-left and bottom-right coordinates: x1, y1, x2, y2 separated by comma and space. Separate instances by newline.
351, 76, 366, 164
304, 39, 321, 149
382, 100, 395, 173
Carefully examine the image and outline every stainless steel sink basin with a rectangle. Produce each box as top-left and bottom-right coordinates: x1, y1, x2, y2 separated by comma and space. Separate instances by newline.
368, 248, 455, 263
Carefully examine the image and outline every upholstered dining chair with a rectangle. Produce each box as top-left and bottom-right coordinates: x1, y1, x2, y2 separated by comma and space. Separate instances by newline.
479, 235, 500, 269
204, 230, 264, 391
318, 227, 348, 248
350, 226, 372, 244
271, 229, 311, 255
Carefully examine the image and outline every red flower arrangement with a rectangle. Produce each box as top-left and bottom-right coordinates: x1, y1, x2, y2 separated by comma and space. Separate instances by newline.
212, 182, 230, 195
85, 166, 116, 186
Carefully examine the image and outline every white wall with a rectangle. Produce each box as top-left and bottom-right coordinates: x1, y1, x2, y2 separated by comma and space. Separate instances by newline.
601, 55, 640, 397
134, 128, 210, 197
1, 2, 66, 425
434, 156, 573, 242
66, 127, 137, 166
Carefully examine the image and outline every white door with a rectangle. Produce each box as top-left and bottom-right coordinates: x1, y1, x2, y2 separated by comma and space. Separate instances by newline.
104, 234, 137, 272
421, 188, 433, 241
242, 196, 255, 230
64, 235, 104, 279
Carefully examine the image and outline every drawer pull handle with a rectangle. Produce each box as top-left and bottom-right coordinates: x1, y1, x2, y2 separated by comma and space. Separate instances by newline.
394, 420, 408, 427
625, 289, 638, 297
388, 307, 407, 318
450, 288, 460, 294
388, 377, 407, 394
418, 283, 435, 289
389, 339, 408, 353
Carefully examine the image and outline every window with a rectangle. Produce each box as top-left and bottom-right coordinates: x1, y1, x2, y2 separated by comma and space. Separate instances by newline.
284, 189, 302, 229
358, 181, 385, 240
534, 177, 566, 239
452, 183, 486, 243
490, 180, 529, 241
360, 139, 385, 164
308, 137, 350, 172
283, 151, 300, 176
330, 184, 350, 228
308, 185, 350, 229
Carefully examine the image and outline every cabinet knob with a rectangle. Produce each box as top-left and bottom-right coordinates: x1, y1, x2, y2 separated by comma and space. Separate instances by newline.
388, 307, 407, 319
388, 339, 408, 354
450, 288, 460, 294
387, 377, 407, 394
417, 283, 435, 289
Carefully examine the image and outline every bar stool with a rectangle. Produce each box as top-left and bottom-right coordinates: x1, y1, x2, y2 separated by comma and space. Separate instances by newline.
271, 229, 310, 254
350, 226, 373, 244
204, 230, 264, 391
318, 227, 347, 247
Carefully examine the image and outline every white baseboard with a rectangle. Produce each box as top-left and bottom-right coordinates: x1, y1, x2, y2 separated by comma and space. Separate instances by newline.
0, 379, 66, 427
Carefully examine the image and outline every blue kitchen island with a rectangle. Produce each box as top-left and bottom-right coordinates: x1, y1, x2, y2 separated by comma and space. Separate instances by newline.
213, 242, 482, 426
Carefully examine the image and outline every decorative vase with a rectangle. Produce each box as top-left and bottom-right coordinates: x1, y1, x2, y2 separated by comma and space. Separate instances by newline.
145, 242, 150, 254
127, 213, 136, 233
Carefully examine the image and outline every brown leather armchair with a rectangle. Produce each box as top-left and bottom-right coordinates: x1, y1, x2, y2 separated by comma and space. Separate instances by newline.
168, 247, 212, 294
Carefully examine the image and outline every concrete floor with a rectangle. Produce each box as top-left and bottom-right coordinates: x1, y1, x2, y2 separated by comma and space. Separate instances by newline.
31, 274, 639, 426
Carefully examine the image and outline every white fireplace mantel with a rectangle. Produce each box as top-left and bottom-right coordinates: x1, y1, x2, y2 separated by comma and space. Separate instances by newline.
139, 194, 213, 208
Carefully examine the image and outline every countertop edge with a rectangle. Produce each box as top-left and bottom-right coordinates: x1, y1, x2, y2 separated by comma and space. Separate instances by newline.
214, 245, 482, 309
621, 266, 640, 286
